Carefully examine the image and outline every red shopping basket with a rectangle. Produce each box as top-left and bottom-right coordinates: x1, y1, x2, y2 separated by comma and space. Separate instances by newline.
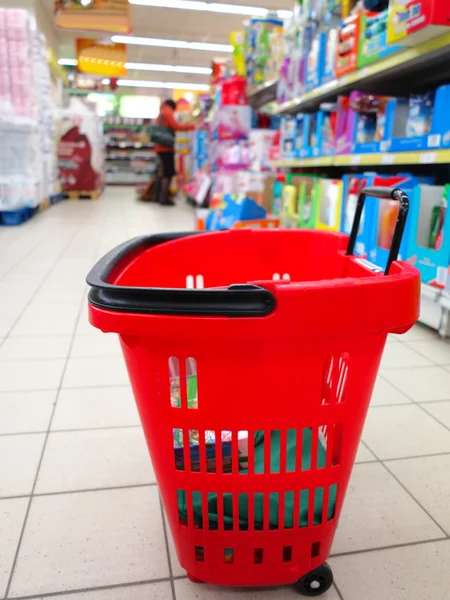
87, 187, 420, 595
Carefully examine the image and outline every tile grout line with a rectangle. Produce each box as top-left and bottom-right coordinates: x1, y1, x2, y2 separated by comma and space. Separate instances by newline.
333, 581, 345, 600
158, 495, 178, 600
0, 383, 131, 395
4, 214, 108, 600
0, 226, 86, 346
330, 535, 449, 560
0, 482, 158, 502
0, 424, 142, 438
6, 576, 174, 600
368, 445, 450, 539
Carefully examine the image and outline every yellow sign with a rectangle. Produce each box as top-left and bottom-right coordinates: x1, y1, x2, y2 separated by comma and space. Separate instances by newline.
76, 39, 127, 77
55, 0, 131, 34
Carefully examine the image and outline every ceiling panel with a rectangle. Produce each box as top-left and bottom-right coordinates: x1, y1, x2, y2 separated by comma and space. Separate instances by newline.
40, 0, 292, 91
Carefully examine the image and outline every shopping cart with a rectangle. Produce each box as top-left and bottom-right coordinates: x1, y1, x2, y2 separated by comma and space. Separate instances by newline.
87, 187, 420, 596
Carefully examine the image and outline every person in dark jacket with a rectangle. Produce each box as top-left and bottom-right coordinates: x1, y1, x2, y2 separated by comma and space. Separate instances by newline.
153, 99, 195, 206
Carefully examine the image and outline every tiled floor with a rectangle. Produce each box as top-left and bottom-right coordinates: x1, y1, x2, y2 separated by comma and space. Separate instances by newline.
1, 187, 450, 599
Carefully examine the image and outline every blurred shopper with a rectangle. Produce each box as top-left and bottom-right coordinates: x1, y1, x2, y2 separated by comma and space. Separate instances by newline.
151, 99, 196, 206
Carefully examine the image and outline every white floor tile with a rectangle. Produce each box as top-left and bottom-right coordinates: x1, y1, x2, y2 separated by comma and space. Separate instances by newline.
0, 434, 45, 497
406, 339, 450, 366
420, 400, 450, 430
0, 498, 28, 598
332, 463, 444, 554
380, 344, 432, 370
174, 579, 341, 600
52, 386, 140, 431
71, 332, 122, 358
21, 302, 81, 320
355, 442, 377, 463
370, 376, 411, 406
35, 428, 155, 494
0, 335, 72, 360
0, 390, 56, 434
332, 540, 450, 600
382, 366, 450, 402
401, 322, 440, 341
0, 359, 66, 392
363, 405, 450, 460
35, 582, 173, 600
9, 315, 78, 337
389, 454, 450, 535
9, 487, 169, 597
62, 356, 129, 388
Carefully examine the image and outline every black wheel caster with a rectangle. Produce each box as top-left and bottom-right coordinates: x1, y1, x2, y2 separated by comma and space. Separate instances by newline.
294, 563, 333, 596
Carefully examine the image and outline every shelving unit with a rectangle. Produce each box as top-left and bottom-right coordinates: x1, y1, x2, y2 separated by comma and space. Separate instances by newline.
273, 32, 450, 115
247, 79, 278, 110
103, 119, 157, 185
272, 149, 450, 169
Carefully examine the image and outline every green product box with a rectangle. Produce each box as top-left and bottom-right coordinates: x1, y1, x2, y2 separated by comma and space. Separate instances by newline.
296, 175, 321, 229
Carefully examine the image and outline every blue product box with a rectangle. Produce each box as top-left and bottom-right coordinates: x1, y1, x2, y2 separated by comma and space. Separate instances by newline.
404, 184, 450, 286
305, 31, 325, 92
320, 29, 337, 86
205, 195, 266, 230
295, 114, 308, 158
280, 116, 297, 159
340, 173, 377, 256
357, 9, 400, 68
381, 85, 450, 153
368, 173, 434, 271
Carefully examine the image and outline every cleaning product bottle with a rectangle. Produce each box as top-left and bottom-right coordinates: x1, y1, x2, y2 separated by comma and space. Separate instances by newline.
273, 173, 286, 215
281, 183, 297, 227
429, 193, 447, 250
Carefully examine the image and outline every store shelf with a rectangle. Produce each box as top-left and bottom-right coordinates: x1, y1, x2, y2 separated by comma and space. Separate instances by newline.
274, 32, 450, 115
272, 149, 450, 169
106, 142, 154, 149
247, 79, 278, 109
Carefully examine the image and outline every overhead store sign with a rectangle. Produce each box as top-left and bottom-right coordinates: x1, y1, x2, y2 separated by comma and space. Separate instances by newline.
76, 39, 127, 77
54, 0, 131, 34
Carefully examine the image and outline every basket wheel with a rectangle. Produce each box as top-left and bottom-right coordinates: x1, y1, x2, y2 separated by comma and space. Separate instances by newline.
187, 574, 204, 584
294, 563, 333, 596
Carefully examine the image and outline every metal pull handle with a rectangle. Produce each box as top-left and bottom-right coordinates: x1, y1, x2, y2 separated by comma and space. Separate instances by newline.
346, 186, 409, 275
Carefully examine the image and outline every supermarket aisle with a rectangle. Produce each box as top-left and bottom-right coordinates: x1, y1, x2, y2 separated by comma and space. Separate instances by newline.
0, 187, 450, 600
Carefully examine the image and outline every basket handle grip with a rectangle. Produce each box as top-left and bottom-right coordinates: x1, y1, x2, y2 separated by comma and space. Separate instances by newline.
346, 186, 409, 276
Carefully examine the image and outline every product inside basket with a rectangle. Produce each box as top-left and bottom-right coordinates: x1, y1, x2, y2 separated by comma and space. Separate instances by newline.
170, 363, 337, 530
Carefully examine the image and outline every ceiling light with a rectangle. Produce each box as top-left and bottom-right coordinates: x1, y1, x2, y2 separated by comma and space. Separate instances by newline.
58, 58, 78, 66
117, 79, 210, 91
112, 35, 233, 52
125, 62, 212, 74
81, 0, 94, 6
101, 78, 111, 85
129, 0, 292, 18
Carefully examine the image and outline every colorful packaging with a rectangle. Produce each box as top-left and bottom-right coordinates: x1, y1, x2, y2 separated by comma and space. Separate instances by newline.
358, 9, 400, 67
316, 178, 343, 231
213, 105, 252, 141
405, 184, 450, 287
297, 176, 321, 229
387, 0, 450, 46
230, 31, 246, 77
335, 13, 361, 78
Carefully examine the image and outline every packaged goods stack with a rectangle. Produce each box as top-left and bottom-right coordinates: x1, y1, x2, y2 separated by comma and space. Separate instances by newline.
0, 8, 59, 224
57, 97, 105, 199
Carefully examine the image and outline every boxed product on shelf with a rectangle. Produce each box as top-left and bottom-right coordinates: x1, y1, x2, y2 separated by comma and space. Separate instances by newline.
280, 176, 298, 227
387, 0, 450, 46
272, 173, 286, 215
57, 98, 104, 193
303, 106, 337, 158
205, 194, 266, 230
335, 13, 361, 78
340, 173, 385, 256
248, 129, 277, 171
305, 30, 326, 92
381, 85, 449, 152
280, 116, 298, 159
405, 184, 449, 287
297, 176, 321, 229
357, 9, 400, 67
211, 139, 250, 171
335, 96, 357, 155
316, 178, 343, 231
212, 105, 252, 141
368, 173, 434, 269
321, 28, 338, 85
245, 15, 284, 89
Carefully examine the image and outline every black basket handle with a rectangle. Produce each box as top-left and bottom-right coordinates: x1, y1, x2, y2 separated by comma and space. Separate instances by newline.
346, 186, 409, 275
86, 231, 275, 317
